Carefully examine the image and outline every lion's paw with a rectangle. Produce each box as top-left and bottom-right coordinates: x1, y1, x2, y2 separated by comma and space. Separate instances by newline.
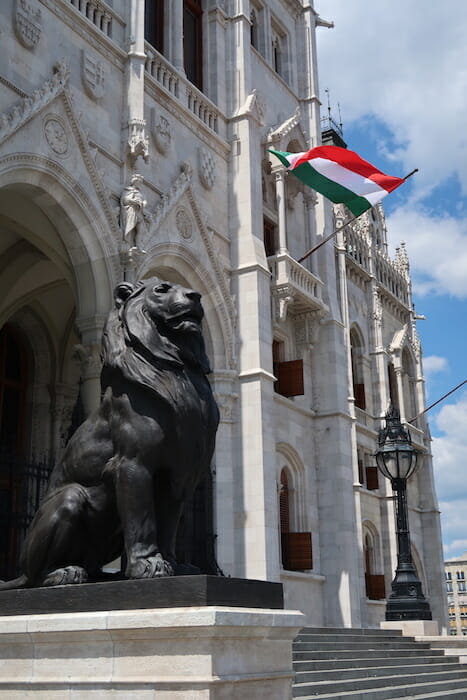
128, 553, 174, 579
41, 566, 88, 587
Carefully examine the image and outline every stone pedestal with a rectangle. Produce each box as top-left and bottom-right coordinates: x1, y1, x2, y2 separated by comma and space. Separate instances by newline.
381, 619, 439, 636
0, 606, 304, 699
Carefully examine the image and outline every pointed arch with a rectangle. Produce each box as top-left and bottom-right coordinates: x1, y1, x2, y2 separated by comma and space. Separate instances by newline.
350, 324, 366, 410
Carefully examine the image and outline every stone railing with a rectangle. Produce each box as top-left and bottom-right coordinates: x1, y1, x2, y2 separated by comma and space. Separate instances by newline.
268, 252, 327, 317
145, 44, 223, 137
67, 0, 116, 38
374, 252, 410, 306
145, 47, 180, 98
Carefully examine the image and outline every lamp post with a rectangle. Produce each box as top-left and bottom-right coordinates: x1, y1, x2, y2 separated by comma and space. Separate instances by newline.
375, 406, 432, 621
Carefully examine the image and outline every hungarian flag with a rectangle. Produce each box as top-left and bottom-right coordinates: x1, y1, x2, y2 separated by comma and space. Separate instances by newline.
269, 146, 405, 217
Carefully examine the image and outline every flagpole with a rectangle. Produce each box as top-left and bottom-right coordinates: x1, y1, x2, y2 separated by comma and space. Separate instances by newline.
296, 168, 419, 265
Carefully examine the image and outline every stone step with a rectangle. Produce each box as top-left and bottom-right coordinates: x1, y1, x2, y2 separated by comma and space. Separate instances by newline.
293, 655, 460, 672
293, 668, 467, 696
293, 648, 446, 661
294, 660, 464, 682
299, 628, 403, 637
390, 690, 467, 699
293, 640, 430, 652
295, 633, 413, 644
294, 676, 467, 699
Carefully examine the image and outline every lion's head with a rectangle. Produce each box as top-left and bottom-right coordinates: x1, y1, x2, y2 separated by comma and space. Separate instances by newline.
101, 278, 212, 394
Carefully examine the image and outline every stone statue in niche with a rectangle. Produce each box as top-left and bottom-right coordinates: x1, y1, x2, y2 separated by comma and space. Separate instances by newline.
0, 278, 219, 588
119, 174, 151, 252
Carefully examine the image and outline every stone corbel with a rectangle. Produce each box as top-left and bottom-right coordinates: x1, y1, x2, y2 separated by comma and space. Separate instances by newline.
273, 287, 294, 323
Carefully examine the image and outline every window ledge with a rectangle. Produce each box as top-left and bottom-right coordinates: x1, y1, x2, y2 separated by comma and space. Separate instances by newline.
280, 570, 325, 583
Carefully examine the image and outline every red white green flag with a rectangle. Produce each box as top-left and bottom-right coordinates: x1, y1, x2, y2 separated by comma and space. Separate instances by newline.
269, 145, 405, 217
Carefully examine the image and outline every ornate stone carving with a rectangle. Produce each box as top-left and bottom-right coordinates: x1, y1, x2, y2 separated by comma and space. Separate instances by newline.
371, 287, 383, 324
272, 287, 294, 323
175, 207, 193, 240
215, 392, 238, 423
268, 107, 301, 143
151, 109, 172, 154
150, 162, 193, 234
119, 174, 151, 252
14, 0, 42, 49
128, 118, 149, 164
198, 147, 216, 190
0, 61, 69, 147
236, 89, 265, 126
72, 343, 102, 381
43, 115, 69, 157
81, 50, 105, 100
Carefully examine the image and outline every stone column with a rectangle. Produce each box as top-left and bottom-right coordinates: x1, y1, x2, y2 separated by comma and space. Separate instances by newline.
75, 316, 106, 416
274, 168, 288, 254
170, 0, 184, 73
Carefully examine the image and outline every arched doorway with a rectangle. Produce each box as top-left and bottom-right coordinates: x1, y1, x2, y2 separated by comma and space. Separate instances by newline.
0, 324, 31, 578
0, 169, 114, 578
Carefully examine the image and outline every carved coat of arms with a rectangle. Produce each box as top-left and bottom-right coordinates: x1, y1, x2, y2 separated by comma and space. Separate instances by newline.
81, 50, 105, 100
14, 0, 42, 49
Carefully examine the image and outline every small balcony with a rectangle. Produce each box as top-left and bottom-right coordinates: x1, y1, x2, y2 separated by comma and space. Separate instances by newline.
268, 252, 328, 320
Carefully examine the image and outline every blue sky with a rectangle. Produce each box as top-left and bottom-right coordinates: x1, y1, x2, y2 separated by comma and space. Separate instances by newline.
316, 1, 467, 560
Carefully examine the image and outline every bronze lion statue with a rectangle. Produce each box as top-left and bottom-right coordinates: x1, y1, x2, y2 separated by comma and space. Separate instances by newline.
2, 278, 219, 588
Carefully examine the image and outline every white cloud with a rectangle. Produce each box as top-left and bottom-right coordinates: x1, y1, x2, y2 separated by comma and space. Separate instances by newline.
432, 394, 467, 500
443, 536, 467, 561
430, 394, 467, 555
316, 2, 467, 201
423, 355, 449, 378
386, 206, 467, 298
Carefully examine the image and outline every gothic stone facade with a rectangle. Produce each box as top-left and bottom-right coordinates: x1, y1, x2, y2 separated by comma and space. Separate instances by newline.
0, 0, 447, 628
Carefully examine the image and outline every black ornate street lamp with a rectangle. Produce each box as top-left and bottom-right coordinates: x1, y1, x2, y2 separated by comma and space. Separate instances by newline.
375, 406, 432, 621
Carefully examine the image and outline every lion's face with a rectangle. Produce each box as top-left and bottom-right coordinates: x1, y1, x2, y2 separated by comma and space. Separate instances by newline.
103, 277, 212, 376
143, 281, 204, 335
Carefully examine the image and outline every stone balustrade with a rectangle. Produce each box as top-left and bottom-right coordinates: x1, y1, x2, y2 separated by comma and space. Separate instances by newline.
145, 45, 223, 136
268, 252, 327, 316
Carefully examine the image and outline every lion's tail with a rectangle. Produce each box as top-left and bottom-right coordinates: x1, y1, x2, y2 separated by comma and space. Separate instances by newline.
0, 575, 29, 590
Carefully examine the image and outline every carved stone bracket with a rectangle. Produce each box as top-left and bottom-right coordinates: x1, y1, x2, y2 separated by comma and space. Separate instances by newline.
272, 286, 294, 324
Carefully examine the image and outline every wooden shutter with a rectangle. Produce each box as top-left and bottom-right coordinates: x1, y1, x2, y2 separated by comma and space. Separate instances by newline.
282, 532, 312, 571
365, 573, 386, 600
275, 359, 304, 397
354, 383, 366, 410
279, 470, 290, 534
365, 466, 379, 491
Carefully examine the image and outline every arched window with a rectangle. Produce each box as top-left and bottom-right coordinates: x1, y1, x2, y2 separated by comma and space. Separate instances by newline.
279, 465, 312, 571
350, 327, 366, 410
362, 522, 385, 600
388, 361, 399, 409
250, 9, 258, 49
144, 0, 164, 53
272, 36, 282, 75
184, 0, 203, 90
401, 347, 417, 422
